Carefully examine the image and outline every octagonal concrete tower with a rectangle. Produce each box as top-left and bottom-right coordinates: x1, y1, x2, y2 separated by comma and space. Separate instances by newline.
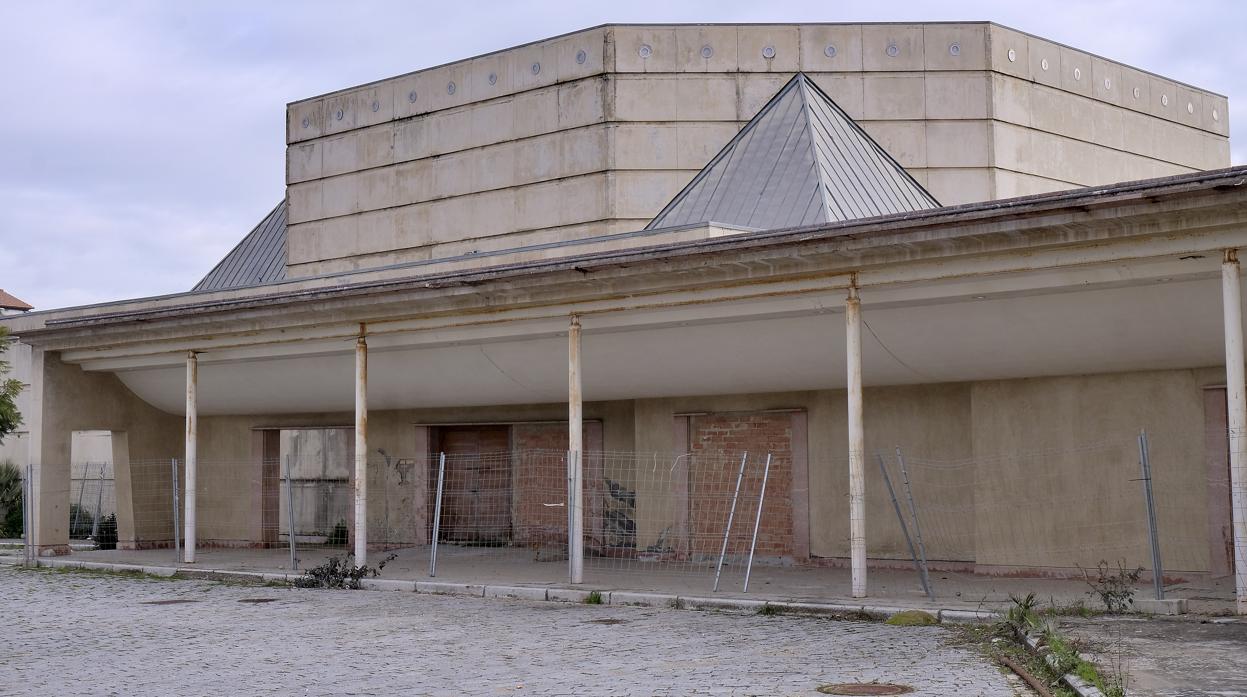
284, 23, 1231, 278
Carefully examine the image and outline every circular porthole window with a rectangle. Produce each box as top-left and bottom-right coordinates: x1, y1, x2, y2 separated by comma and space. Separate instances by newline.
575, 49, 587, 64
762, 45, 776, 59
488, 73, 497, 85
1073, 67, 1081, 81
408, 90, 418, 103
825, 44, 838, 58
1041, 58, 1049, 71
886, 43, 900, 57
701, 45, 714, 59
447, 81, 456, 95
301, 117, 309, 129
638, 44, 652, 59
334, 109, 343, 121
948, 42, 960, 56
1007, 48, 1016, 62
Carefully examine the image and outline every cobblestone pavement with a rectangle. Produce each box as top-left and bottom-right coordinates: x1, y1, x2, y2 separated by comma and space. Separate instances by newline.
0, 566, 1030, 696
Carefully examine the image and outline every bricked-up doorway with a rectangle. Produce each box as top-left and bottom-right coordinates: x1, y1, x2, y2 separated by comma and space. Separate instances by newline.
674, 410, 809, 563
434, 426, 512, 544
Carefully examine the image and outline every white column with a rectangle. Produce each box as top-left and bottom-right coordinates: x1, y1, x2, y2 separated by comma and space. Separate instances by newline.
846, 286, 867, 598
1222, 249, 1247, 614
183, 351, 197, 564
354, 332, 368, 565
568, 315, 584, 584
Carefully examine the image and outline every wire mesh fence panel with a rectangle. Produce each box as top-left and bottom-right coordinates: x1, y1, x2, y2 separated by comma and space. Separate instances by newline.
871, 427, 1215, 599
580, 451, 783, 592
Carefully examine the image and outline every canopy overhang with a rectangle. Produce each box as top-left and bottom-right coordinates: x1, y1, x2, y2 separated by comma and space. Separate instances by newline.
7, 167, 1247, 415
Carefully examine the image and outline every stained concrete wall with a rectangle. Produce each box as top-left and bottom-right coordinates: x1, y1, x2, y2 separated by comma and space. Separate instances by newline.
37, 352, 1218, 573
189, 401, 634, 548
32, 353, 182, 553
284, 23, 1229, 277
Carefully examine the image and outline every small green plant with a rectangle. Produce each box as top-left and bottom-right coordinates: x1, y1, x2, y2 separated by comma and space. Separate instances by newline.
584, 590, 603, 605
668, 597, 685, 610
294, 552, 396, 589
326, 520, 348, 546
757, 603, 782, 617
1081, 560, 1142, 614
885, 609, 938, 626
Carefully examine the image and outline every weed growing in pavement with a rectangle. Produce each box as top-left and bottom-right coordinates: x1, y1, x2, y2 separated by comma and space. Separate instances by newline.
757, 603, 782, 617
584, 590, 603, 605
294, 552, 396, 590
1080, 560, 1142, 614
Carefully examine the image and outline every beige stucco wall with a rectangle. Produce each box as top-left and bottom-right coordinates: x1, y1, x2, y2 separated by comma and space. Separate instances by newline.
283, 23, 1229, 277
30, 347, 1222, 573
33, 354, 182, 552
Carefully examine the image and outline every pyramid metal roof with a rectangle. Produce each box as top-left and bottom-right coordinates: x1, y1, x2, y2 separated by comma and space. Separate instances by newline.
646, 73, 939, 231
193, 201, 287, 292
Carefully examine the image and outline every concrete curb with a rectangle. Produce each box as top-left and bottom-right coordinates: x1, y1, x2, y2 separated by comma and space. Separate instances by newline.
22, 557, 1006, 625
1020, 628, 1107, 697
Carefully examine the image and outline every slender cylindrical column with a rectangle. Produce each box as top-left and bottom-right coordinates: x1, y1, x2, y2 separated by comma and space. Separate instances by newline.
846, 287, 866, 598
1223, 250, 1247, 614
568, 315, 584, 584
183, 351, 198, 564
354, 332, 369, 565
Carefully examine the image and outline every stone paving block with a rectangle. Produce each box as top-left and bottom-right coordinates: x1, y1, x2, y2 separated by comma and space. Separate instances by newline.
361, 579, 417, 592
546, 587, 594, 603
1, 565, 1028, 696
938, 608, 999, 624
416, 581, 485, 597
484, 585, 548, 601
680, 595, 768, 612
609, 591, 676, 607
1133, 597, 1188, 615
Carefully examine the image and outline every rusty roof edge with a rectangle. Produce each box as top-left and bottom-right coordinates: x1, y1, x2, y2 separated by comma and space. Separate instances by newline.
17, 165, 1247, 335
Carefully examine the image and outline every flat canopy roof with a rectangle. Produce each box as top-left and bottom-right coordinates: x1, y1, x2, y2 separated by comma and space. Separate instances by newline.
6, 166, 1247, 415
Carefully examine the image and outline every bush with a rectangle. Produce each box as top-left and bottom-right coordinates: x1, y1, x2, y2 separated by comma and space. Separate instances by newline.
294, 552, 396, 589
0, 460, 21, 538
96, 514, 117, 550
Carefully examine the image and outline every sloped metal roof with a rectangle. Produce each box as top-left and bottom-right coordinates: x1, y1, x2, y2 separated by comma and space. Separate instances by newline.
193, 201, 287, 292
646, 73, 939, 231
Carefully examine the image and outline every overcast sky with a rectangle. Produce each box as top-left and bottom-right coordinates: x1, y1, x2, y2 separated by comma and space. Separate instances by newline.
1, 1, 1243, 311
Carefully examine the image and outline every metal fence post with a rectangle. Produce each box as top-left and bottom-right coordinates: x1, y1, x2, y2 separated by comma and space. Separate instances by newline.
896, 447, 932, 600
171, 458, 181, 560
878, 452, 933, 600
429, 452, 446, 577
286, 454, 297, 571
71, 463, 87, 540
1139, 430, 1164, 600
742, 453, 773, 593
90, 463, 105, 541
23, 464, 33, 565
713, 452, 749, 592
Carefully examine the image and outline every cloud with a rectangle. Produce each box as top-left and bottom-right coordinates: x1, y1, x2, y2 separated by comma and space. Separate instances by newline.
0, 0, 1242, 309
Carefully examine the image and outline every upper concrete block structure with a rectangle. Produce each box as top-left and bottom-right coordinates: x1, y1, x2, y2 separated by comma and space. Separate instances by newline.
284, 22, 1231, 277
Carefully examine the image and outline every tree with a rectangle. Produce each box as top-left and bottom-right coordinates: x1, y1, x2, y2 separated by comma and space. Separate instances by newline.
0, 326, 23, 444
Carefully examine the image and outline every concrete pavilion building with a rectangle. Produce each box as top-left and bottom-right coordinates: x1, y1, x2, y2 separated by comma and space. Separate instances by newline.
5, 22, 1247, 605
